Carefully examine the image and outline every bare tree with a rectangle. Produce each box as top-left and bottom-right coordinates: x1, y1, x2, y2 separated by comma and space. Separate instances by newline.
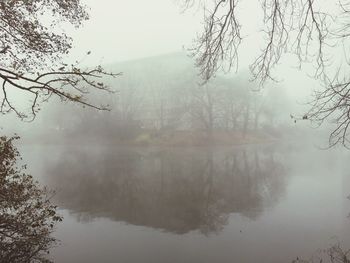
220, 87, 245, 130
190, 84, 218, 136
0, 0, 120, 121
181, 0, 329, 83
117, 80, 143, 123
181, 0, 350, 147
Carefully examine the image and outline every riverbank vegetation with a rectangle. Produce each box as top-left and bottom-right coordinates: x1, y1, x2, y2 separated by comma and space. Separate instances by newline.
0, 136, 62, 262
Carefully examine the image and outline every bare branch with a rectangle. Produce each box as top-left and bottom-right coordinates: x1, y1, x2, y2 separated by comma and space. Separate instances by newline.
188, 0, 242, 82
180, 0, 350, 147
0, 66, 121, 120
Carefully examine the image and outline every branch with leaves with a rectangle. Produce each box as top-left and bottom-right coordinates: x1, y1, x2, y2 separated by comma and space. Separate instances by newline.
0, 0, 120, 120
0, 65, 121, 120
0, 136, 62, 263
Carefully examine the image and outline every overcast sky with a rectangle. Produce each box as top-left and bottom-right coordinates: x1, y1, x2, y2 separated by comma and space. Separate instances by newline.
67, 0, 203, 65
65, 0, 272, 66
58, 0, 325, 105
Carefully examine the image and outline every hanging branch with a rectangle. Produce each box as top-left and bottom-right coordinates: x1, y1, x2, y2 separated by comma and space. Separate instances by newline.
0, 0, 120, 120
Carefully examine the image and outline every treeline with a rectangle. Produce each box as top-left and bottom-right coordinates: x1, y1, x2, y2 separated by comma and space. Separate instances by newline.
111, 70, 291, 135
43, 53, 294, 142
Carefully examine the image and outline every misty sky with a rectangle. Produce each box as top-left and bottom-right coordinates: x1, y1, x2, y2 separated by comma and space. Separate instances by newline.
68, 0, 202, 65
66, 0, 270, 66
65, 0, 318, 103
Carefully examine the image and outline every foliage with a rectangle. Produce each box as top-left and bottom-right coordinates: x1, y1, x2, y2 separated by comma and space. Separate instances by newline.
0, 136, 62, 263
0, 0, 120, 120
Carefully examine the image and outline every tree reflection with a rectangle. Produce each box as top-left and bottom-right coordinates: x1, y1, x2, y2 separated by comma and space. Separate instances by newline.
0, 136, 61, 263
46, 146, 286, 235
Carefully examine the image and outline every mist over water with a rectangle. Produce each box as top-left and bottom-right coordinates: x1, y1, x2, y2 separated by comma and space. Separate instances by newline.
17, 139, 350, 263
2, 50, 346, 262
2, 0, 350, 262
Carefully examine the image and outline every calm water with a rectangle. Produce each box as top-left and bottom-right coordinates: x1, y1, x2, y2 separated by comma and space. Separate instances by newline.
20, 143, 350, 263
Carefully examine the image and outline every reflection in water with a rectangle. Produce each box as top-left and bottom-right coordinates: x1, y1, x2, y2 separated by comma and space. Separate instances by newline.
0, 136, 61, 263
47, 146, 286, 234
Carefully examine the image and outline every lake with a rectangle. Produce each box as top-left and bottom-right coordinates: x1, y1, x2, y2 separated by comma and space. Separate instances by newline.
19, 142, 350, 263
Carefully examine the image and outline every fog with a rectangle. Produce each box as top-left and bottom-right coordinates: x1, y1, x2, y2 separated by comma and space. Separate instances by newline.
2, 1, 350, 263
2, 0, 326, 140
3, 51, 327, 147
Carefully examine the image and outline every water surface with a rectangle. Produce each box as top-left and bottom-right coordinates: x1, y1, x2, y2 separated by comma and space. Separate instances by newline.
20, 143, 350, 263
